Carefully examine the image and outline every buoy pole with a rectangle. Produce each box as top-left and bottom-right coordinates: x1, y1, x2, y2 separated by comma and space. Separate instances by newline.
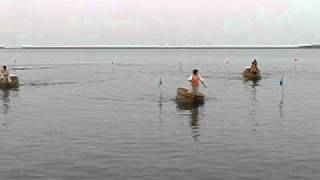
280, 75, 284, 101
13, 58, 17, 73
158, 77, 163, 113
294, 58, 298, 70
225, 57, 230, 65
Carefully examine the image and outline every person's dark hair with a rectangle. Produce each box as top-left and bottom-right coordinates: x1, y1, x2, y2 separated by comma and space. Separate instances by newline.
193, 69, 198, 75
3, 66, 6, 70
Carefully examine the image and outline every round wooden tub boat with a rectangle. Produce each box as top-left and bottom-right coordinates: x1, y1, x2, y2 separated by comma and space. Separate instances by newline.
242, 67, 261, 81
176, 87, 205, 103
0, 75, 19, 89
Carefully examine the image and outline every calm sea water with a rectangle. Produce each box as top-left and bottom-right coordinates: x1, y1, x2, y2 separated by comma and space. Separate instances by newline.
0, 49, 320, 180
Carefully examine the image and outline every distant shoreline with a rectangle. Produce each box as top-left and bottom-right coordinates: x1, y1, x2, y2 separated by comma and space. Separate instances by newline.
2, 45, 320, 49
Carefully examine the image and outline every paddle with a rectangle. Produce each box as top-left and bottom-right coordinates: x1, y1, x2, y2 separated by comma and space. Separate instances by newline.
200, 74, 207, 88
202, 81, 207, 88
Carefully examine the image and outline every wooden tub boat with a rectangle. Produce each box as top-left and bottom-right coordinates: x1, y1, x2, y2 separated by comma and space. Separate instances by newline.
0, 75, 19, 89
176, 87, 205, 103
242, 67, 261, 81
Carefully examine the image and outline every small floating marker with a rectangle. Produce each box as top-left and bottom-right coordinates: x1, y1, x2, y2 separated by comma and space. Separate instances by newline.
111, 60, 114, 64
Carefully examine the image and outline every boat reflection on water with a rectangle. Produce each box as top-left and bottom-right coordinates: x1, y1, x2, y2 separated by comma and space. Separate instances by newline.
0, 89, 10, 115
0, 88, 19, 115
176, 99, 204, 140
244, 78, 260, 87
243, 80, 259, 130
249, 83, 258, 126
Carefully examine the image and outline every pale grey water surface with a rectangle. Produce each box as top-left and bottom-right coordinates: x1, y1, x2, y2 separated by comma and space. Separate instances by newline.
0, 49, 320, 180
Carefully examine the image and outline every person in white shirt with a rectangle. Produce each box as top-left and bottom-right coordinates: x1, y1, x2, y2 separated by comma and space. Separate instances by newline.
0, 66, 10, 82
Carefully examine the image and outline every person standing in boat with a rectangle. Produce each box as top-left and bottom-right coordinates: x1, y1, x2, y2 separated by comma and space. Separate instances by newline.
250, 59, 258, 74
0, 66, 10, 82
188, 69, 206, 95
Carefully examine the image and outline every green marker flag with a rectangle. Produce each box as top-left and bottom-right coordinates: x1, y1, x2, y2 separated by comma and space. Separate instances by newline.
158, 78, 163, 88
280, 75, 284, 86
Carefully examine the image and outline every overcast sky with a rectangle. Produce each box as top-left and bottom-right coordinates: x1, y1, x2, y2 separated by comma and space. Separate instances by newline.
0, 0, 319, 46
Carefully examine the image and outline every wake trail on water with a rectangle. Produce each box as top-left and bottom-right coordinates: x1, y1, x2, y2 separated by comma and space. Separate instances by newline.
21, 81, 78, 87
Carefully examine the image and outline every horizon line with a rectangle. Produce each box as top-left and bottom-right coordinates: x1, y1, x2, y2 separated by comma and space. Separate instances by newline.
1, 44, 319, 49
